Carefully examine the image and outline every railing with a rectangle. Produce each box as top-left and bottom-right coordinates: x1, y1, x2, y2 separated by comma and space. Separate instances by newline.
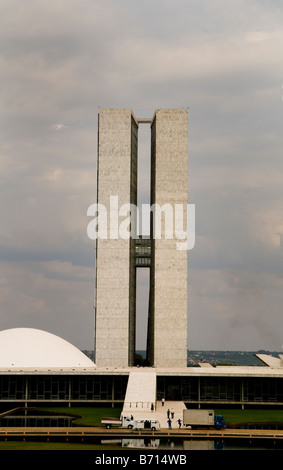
123, 401, 154, 410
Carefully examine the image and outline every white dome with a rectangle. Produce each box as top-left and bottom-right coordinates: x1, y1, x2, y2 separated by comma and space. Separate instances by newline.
0, 328, 95, 368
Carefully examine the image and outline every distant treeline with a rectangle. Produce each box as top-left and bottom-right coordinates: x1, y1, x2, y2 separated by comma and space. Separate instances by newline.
81, 349, 282, 367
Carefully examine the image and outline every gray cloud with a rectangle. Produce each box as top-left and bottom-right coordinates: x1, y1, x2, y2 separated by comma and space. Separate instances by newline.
1, 0, 283, 351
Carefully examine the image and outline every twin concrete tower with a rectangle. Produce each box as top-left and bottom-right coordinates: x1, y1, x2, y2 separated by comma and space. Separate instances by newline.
94, 108, 188, 368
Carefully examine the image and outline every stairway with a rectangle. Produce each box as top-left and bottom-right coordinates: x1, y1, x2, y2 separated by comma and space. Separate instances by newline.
122, 369, 156, 413
121, 369, 186, 429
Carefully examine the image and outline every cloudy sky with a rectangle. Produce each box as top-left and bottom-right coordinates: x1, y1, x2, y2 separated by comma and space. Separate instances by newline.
1, 0, 283, 353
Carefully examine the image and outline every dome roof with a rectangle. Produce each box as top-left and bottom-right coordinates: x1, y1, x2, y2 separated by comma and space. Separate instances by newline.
0, 328, 95, 368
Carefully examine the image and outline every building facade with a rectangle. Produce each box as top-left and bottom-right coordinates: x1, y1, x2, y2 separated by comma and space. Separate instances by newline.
1, 366, 283, 409
95, 109, 138, 367
95, 109, 188, 368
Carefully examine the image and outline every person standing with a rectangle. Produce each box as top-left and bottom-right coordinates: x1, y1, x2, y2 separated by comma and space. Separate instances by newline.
177, 418, 182, 429
167, 418, 172, 430
167, 408, 170, 419
171, 409, 175, 419
162, 397, 165, 407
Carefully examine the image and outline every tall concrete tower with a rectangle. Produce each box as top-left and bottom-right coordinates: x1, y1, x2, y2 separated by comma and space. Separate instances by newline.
94, 108, 188, 368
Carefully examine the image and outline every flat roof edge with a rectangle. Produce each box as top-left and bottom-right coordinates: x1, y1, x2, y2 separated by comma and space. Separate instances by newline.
1, 365, 283, 378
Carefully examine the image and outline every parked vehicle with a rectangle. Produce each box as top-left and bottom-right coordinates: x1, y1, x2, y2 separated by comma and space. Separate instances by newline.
183, 409, 226, 430
101, 416, 134, 429
101, 417, 124, 429
133, 419, 160, 431
101, 415, 160, 430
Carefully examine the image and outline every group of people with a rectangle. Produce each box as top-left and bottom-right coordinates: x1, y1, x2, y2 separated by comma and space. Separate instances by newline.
167, 416, 182, 429
167, 407, 175, 419
161, 397, 182, 429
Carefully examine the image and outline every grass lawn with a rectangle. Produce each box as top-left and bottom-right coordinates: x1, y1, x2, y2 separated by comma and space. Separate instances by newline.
37, 406, 122, 426
215, 409, 283, 426
36, 406, 283, 427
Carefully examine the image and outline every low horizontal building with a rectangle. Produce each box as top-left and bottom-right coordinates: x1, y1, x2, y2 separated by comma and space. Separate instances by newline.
0, 328, 283, 409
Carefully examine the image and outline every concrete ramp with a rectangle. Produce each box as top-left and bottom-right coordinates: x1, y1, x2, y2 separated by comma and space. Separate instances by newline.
122, 369, 156, 414
122, 369, 187, 428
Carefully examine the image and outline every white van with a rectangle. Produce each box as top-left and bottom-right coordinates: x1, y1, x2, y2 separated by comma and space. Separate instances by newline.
133, 419, 160, 431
